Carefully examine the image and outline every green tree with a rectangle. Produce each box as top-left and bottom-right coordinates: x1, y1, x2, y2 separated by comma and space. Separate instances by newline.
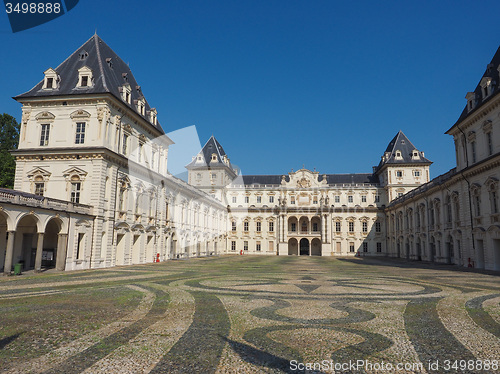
0, 113, 20, 189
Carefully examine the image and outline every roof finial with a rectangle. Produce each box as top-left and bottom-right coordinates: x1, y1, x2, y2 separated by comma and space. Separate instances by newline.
94, 28, 97, 36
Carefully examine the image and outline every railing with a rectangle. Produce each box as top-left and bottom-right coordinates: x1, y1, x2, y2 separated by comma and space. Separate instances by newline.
0, 188, 93, 215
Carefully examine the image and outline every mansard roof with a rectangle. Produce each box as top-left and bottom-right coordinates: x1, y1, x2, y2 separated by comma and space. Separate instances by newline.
186, 135, 236, 172
241, 173, 378, 186
15, 34, 164, 134
448, 45, 500, 132
375, 130, 431, 172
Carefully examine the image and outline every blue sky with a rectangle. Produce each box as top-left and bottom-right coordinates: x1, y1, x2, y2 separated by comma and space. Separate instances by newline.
1, 1, 499, 178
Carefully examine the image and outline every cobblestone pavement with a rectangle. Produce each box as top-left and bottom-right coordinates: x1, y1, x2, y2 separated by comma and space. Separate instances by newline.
1, 256, 499, 373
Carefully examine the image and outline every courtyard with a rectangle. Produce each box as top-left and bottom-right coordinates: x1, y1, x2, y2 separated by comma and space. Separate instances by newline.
0, 256, 499, 373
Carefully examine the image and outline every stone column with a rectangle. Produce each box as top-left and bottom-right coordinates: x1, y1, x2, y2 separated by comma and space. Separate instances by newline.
3, 231, 15, 275
56, 234, 68, 271
321, 215, 325, 243
34, 233, 44, 272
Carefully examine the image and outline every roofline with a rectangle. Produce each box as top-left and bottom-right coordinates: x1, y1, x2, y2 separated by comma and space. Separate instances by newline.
445, 90, 500, 134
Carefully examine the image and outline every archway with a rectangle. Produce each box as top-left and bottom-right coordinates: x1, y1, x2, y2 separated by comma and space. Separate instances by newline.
311, 238, 321, 256
42, 218, 62, 269
299, 238, 310, 256
15, 215, 39, 270
288, 217, 298, 233
288, 238, 298, 255
311, 216, 321, 233
0, 211, 9, 271
299, 217, 309, 234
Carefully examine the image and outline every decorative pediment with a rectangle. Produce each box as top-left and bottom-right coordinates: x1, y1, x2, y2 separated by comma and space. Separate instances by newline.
27, 167, 51, 180
70, 109, 91, 120
35, 111, 55, 122
62, 167, 88, 181
282, 168, 327, 189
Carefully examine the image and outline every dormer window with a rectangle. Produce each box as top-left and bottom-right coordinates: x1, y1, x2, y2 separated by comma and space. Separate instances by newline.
149, 108, 157, 125
480, 77, 493, 99
120, 84, 132, 104
77, 66, 93, 88
211, 153, 217, 162
136, 97, 146, 116
43, 68, 58, 89
412, 150, 420, 159
466, 92, 476, 112
395, 150, 402, 159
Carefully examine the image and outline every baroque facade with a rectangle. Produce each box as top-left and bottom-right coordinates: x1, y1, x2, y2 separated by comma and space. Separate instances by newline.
1, 35, 500, 273
385, 46, 500, 271
187, 131, 430, 257
1, 35, 227, 275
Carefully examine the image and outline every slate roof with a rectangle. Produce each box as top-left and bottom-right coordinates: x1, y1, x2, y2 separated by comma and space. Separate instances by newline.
240, 173, 379, 186
448, 45, 500, 132
186, 135, 236, 172
375, 130, 431, 172
15, 34, 164, 134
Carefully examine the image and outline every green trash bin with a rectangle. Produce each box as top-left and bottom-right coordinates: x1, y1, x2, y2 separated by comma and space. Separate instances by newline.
14, 263, 22, 275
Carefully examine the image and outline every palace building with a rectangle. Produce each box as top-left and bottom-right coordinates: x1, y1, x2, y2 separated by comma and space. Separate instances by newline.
1, 36, 500, 273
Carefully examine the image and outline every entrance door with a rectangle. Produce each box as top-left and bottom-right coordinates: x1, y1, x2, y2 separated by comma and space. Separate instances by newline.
299, 238, 310, 256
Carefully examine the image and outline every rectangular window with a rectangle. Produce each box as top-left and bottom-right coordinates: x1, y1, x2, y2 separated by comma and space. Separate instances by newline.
363, 242, 368, 252
396, 171, 403, 177
492, 191, 498, 214
335, 196, 340, 203
348, 196, 353, 203
257, 196, 262, 203
336, 221, 341, 232
313, 197, 318, 204
475, 196, 481, 216
362, 221, 368, 233
40, 124, 50, 146
256, 221, 261, 232
488, 132, 493, 156
75, 122, 86, 144
122, 134, 128, 154
471, 141, 477, 163
361, 195, 366, 203
81, 76, 88, 87
291, 223, 296, 232
245, 196, 249, 204
34, 182, 45, 196
312, 222, 318, 232
244, 221, 249, 232
244, 241, 248, 251
349, 242, 355, 252
231, 221, 236, 232
256, 242, 261, 251
269, 196, 274, 203
349, 221, 354, 232
291, 197, 295, 204
376, 242, 382, 253
71, 182, 81, 203
76, 233, 84, 259
375, 195, 380, 203
231, 241, 236, 251
232, 196, 237, 203
375, 222, 381, 233
211, 173, 216, 180
269, 221, 274, 232
46, 77, 54, 88
414, 170, 420, 177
